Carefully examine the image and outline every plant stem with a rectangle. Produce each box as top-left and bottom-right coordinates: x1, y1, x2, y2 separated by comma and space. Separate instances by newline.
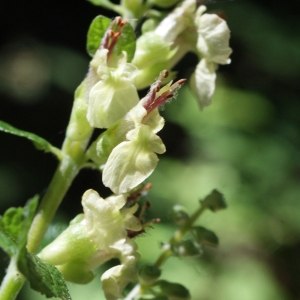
0, 137, 90, 300
125, 205, 207, 300
27, 155, 80, 253
0, 258, 25, 300
154, 205, 207, 268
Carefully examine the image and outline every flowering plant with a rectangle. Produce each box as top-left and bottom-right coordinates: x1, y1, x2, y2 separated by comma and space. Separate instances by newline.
0, 1, 231, 299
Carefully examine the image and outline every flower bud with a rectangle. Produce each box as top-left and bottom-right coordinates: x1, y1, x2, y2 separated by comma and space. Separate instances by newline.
200, 189, 227, 212
86, 117, 134, 165
169, 205, 189, 225
132, 32, 175, 89
141, 18, 160, 34
66, 84, 93, 141
172, 239, 203, 258
138, 265, 161, 285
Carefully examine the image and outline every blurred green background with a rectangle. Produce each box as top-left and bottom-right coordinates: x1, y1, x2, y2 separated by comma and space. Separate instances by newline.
1, 0, 300, 299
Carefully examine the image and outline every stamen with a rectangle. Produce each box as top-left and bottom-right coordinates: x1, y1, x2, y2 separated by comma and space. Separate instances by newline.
142, 72, 186, 114
100, 17, 128, 57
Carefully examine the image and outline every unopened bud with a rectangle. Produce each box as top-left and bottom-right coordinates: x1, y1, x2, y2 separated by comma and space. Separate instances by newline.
172, 239, 203, 258
66, 84, 93, 141
169, 205, 189, 225
200, 189, 227, 212
138, 265, 161, 285
132, 32, 175, 89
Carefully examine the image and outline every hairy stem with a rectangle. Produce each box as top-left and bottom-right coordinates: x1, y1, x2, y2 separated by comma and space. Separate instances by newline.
0, 258, 25, 300
0, 137, 90, 300
27, 156, 80, 253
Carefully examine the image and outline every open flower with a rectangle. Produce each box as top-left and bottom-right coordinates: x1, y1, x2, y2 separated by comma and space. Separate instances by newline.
154, 0, 232, 109
101, 71, 185, 194
39, 189, 142, 298
102, 103, 166, 194
86, 48, 139, 128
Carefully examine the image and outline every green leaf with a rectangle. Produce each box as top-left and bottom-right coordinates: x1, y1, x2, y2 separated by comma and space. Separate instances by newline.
0, 196, 70, 299
18, 249, 71, 300
0, 221, 17, 257
156, 280, 191, 300
86, 15, 111, 57
113, 22, 136, 62
0, 196, 38, 257
193, 226, 219, 247
0, 120, 62, 160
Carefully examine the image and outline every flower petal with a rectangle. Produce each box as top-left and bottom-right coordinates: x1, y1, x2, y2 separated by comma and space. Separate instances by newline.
87, 50, 139, 128
190, 59, 217, 109
195, 7, 232, 64
103, 125, 165, 194
154, 0, 196, 43
101, 264, 137, 300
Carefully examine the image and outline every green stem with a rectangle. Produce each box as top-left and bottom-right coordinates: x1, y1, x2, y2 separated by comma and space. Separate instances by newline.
27, 138, 90, 253
27, 156, 80, 253
171, 206, 206, 245
154, 205, 207, 269
0, 258, 25, 300
0, 137, 90, 300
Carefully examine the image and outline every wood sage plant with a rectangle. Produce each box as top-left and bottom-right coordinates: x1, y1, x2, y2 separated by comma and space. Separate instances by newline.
0, 0, 232, 299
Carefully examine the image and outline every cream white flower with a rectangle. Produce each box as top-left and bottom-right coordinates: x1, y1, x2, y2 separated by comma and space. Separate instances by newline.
102, 72, 185, 195
102, 103, 166, 195
154, 0, 196, 43
87, 49, 139, 128
190, 58, 217, 109
195, 8, 232, 65
192, 5, 232, 108
154, 0, 232, 109
102, 264, 137, 300
39, 189, 142, 294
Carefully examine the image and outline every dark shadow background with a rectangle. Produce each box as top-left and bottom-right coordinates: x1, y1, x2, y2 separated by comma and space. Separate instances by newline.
1, 0, 300, 299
